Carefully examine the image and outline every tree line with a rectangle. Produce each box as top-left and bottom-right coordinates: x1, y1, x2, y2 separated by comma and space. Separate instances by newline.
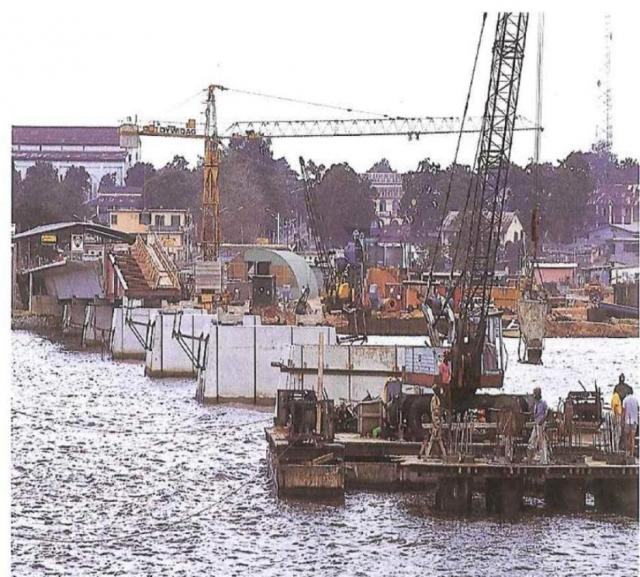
402, 144, 638, 245
11, 139, 638, 249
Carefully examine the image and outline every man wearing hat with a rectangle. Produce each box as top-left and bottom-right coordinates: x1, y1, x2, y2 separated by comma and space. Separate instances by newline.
528, 386, 549, 464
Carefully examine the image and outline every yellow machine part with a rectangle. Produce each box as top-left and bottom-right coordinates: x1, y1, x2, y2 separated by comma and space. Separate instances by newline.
337, 282, 351, 301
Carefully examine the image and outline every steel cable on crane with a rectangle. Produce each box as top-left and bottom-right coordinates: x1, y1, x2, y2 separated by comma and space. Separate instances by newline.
425, 12, 488, 288
224, 85, 393, 118
424, 12, 491, 335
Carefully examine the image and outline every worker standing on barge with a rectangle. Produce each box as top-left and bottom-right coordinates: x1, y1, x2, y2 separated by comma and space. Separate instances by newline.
420, 386, 447, 460
528, 387, 549, 464
622, 388, 638, 459
611, 384, 623, 452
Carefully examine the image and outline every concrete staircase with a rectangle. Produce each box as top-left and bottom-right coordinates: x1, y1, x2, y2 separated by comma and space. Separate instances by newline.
113, 252, 151, 296
112, 235, 181, 301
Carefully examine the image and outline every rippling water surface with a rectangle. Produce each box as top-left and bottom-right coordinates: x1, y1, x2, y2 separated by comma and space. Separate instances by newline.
12, 332, 639, 576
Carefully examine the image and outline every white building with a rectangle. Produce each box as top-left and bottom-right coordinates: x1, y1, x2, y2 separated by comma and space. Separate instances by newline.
12, 126, 141, 197
362, 159, 404, 223
442, 210, 525, 246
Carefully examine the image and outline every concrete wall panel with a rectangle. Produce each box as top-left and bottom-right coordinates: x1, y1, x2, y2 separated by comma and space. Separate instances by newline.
146, 311, 214, 378
111, 307, 156, 360
82, 303, 114, 346
200, 324, 338, 404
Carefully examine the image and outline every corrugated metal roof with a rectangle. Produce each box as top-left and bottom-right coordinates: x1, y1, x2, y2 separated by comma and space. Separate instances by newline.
12, 221, 133, 243
243, 247, 319, 299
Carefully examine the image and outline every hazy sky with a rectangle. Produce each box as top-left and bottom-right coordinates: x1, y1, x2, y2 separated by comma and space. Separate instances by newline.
6, 2, 639, 174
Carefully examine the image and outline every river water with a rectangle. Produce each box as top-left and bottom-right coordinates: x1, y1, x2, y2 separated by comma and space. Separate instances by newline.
11, 331, 640, 576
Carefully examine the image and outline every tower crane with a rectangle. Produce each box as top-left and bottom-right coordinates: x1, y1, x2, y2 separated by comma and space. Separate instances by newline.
120, 100, 536, 267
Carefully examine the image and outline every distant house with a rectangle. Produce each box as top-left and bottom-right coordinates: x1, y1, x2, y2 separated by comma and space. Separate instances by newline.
87, 185, 144, 223
362, 159, 404, 223
107, 208, 192, 263
12, 126, 141, 197
441, 211, 524, 247
588, 180, 639, 228
369, 219, 411, 243
573, 222, 640, 277
534, 262, 578, 287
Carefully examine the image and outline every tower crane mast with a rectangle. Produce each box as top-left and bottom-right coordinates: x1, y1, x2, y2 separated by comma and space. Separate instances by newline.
120, 60, 537, 304
201, 85, 224, 261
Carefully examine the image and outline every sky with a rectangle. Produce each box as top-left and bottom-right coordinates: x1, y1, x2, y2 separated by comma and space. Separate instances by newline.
4, 2, 640, 175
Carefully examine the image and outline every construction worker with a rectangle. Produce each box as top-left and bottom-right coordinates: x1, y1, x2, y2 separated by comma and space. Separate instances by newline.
622, 387, 639, 459
420, 386, 447, 459
438, 351, 452, 387
611, 384, 623, 452
617, 373, 632, 399
528, 386, 549, 464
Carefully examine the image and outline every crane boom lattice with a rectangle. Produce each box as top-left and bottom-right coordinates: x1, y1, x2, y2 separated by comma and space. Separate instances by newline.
454, 12, 529, 388
224, 116, 536, 139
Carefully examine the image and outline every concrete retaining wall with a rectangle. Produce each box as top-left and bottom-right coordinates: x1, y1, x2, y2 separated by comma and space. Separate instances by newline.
111, 307, 157, 360
30, 295, 63, 317
62, 302, 88, 337
198, 324, 336, 404
145, 310, 216, 378
82, 302, 114, 347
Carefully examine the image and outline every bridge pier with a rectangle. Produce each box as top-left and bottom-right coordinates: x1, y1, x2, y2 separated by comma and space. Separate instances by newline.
435, 477, 472, 514
485, 478, 523, 516
593, 478, 639, 516
545, 479, 586, 512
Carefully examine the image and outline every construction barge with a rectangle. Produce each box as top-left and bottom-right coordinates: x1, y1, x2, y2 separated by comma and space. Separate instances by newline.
266, 426, 639, 516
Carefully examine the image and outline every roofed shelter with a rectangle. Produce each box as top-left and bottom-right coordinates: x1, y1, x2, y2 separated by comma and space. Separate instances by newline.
12, 222, 134, 310
226, 246, 319, 300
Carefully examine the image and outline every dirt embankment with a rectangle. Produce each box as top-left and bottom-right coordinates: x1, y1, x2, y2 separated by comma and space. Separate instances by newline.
11, 311, 62, 332
546, 319, 639, 338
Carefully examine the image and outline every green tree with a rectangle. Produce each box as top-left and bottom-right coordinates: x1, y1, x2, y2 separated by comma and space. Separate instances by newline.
219, 137, 299, 243
125, 162, 156, 187
307, 162, 375, 246
143, 155, 199, 209
99, 172, 117, 190
13, 162, 61, 230
11, 163, 23, 226
58, 166, 92, 220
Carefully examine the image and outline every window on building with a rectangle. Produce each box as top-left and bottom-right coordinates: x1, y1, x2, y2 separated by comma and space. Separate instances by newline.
139, 212, 151, 225
110, 214, 118, 225
171, 215, 181, 227
154, 215, 165, 227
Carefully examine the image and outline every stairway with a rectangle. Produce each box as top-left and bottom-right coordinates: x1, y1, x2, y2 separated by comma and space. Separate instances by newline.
112, 237, 181, 301
113, 252, 151, 295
